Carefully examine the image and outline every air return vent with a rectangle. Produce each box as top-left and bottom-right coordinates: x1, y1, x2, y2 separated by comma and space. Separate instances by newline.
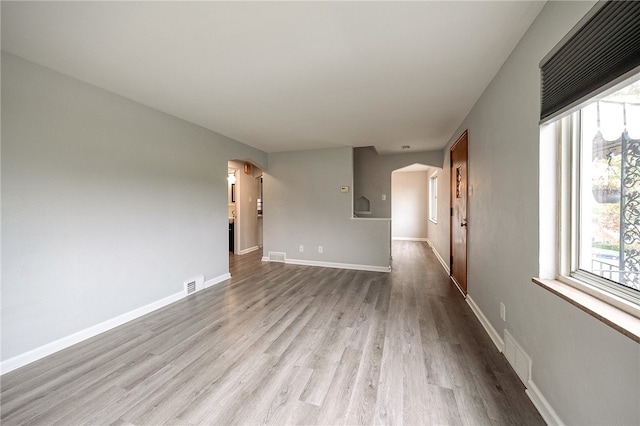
268, 251, 286, 262
503, 329, 532, 385
184, 275, 205, 296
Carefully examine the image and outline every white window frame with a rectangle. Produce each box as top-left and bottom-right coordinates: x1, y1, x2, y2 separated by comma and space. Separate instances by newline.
429, 173, 438, 224
554, 106, 640, 318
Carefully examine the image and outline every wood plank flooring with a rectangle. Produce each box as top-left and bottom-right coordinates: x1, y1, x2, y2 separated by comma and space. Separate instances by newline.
1, 241, 544, 425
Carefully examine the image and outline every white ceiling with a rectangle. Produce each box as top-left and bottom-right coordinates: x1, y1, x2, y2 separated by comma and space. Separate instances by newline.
1, 1, 545, 154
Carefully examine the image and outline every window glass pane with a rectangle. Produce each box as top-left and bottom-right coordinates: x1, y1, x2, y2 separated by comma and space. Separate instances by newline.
579, 80, 640, 292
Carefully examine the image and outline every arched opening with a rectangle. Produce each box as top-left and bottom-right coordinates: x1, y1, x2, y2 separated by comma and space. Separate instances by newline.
391, 163, 432, 241
390, 163, 444, 263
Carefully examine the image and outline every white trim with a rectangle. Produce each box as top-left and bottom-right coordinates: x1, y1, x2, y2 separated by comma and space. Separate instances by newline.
0, 290, 183, 375
450, 276, 467, 298
0, 271, 233, 375
205, 273, 231, 289
237, 246, 259, 255
466, 296, 505, 352
426, 239, 450, 275
465, 293, 564, 425
526, 380, 565, 426
392, 237, 428, 242
280, 258, 391, 273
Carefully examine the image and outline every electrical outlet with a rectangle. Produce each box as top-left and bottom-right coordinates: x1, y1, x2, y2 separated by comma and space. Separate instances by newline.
381, 194, 386, 201
318, 246, 323, 253
500, 302, 506, 321
299, 245, 304, 252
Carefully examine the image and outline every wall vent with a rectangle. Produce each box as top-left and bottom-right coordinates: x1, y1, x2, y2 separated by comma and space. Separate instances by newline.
184, 275, 205, 296
503, 329, 532, 385
269, 251, 286, 262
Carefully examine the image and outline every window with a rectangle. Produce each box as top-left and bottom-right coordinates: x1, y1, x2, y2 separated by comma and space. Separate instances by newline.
429, 173, 437, 223
537, 1, 640, 329
555, 76, 640, 310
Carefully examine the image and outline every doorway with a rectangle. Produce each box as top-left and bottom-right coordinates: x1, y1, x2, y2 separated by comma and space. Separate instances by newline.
391, 163, 432, 241
450, 130, 468, 294
228, 160, 263, 255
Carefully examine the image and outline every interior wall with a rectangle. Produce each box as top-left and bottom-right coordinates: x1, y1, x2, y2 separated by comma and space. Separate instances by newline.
353, 146, 443, 218
263, 147, 391, 269
391, 170, 429, 240
437, 1, 640, 424
1, 53, 267, 363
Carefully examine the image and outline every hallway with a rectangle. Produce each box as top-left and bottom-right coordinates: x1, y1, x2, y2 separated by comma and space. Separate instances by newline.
1, 241, 543, 425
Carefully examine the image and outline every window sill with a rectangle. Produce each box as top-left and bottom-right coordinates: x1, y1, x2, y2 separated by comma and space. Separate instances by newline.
532, 277, 640, 343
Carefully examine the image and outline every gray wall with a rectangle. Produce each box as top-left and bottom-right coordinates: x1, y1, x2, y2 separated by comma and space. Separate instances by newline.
264, 147, 390, 269
353, 146, 443, 218
391, 170, 430, 240
434, 1, 640, 424
1, 53, 267, 361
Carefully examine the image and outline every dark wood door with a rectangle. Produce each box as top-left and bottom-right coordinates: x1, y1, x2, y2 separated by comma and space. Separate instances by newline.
450, 131, 468, 294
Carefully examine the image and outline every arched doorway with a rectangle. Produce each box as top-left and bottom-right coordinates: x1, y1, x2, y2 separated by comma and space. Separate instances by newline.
391, 163, 434, 241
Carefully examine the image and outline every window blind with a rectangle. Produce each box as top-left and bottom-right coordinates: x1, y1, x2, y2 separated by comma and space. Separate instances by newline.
540, 1, 640, 122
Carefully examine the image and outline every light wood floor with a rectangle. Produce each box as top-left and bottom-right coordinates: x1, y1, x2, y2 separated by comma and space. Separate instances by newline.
1, 241, 544, 425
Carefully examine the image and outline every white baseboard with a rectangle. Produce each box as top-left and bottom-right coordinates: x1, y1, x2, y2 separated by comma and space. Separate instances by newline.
282, 258, 391, 273
526, 380, 565, 426
466, 295, 505, 352
0, 271, 232, 375
392, 237, 428, 242
0, 291, 182, 375
466, 296, 562, 426
426, 239, 450, 274
237, 246, 259, 255
205, 272, 231, 288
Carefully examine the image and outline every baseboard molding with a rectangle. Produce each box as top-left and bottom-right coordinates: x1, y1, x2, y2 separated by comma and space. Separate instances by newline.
237, 246, 259, 255
450, 276, 467, 298
0, 290, 183, 375
466, 297, 562, 425
526, 380, 565, 426
204, 272, 231, 288
466, 295, 505, 352
392, 237, 428, 242
0, 271, 233, 375
426, 239, 450, 274
282, 258, 391, 273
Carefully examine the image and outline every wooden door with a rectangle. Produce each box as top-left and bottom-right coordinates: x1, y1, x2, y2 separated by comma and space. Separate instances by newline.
450, 131, 468, 294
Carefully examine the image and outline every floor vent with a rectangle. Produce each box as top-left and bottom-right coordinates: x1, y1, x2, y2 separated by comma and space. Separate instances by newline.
503, 329, 532, 385
184, 275, 205, 296
269, 251, 286, 262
